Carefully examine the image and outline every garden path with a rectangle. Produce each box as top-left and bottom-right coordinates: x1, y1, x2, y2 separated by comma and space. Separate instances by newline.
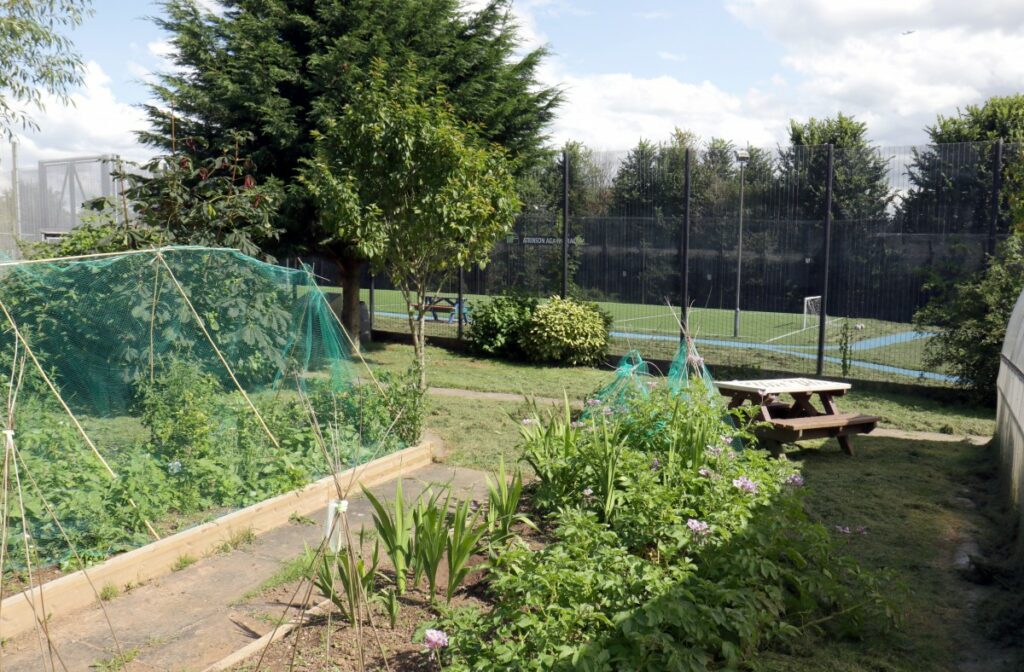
1, 462, 489, 672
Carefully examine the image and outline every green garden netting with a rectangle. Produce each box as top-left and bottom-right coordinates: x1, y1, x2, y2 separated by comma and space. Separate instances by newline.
586, 338, 740, 445
588, 338, 717, 409
0, 246, 400, 569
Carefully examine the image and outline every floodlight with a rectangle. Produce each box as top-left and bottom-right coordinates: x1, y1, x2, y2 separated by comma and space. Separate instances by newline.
734, 149, 750, 163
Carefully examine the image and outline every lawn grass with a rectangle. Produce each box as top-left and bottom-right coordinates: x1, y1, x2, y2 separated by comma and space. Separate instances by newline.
363, 342, 994, 437
758, 436, 1006, 671
425, 394, 531, 475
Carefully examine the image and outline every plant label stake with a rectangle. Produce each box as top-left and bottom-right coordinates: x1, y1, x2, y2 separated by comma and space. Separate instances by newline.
324, 499, 348, 553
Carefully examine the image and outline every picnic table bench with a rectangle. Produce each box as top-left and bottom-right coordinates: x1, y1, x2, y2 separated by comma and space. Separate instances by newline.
715, 377, 879, 456
410, 296, 471, 324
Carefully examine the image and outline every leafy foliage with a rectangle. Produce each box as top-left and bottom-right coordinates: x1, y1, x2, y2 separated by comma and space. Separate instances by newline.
467, 294, 538, 359
0, 0, 88, 136
520, 297, 610, 367
301, 61, 520, 387
431, 382, 900, 670
914, 234, 1024, 400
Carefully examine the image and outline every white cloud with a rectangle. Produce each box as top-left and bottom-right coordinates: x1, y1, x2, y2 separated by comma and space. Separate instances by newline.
657, 51, 686, 63
725, 0, 1024, 144
13, 62, 150, 166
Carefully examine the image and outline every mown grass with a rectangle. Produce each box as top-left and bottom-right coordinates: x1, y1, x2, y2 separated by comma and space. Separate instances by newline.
759, 436, 1007, 671
364, 342, 995, 437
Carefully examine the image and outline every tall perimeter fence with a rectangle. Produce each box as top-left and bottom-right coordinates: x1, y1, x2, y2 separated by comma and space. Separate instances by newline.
0, 142, 121, 257
358, 139, 1021, 387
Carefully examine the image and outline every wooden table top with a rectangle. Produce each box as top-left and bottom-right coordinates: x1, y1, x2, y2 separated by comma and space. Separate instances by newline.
715, 377, 851, 395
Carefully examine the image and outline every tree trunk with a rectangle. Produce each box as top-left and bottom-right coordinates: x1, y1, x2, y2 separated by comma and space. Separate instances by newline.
338, 255, 365, 355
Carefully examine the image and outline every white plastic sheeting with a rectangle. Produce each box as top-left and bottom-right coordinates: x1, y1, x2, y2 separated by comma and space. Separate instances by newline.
997, 288, 1024, 538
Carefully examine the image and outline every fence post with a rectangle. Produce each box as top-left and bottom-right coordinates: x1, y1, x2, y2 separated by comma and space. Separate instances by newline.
561, 148, 570, 298
457, 266, 465, 340
989, 138, 1004, 255
680, 147, 691, 339
368, 271, 375, 332
816, 144, 834, 377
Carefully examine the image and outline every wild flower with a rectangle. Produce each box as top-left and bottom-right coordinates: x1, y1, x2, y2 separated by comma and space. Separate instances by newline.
650, 458, 661, 471
784, 473, 805, 487
732, 476, 758, 494
586, 398, 601, 407
167, 460, 183, 475
424, 628, 449, 650
835, 525, 851, 534
720, 435, 734, 446
698, 467, 712, 478
570, 420, 585, 429
687, 352, 705, 368
687, 518, 711, 538
582, 487, 594, 498
602, 406, 614, 416
521, 418, 536, 426
705, 445, 722, 457
855, 526, 868, 535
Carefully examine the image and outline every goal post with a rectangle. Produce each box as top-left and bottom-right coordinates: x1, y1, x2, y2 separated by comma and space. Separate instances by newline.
803, 295, 822, 330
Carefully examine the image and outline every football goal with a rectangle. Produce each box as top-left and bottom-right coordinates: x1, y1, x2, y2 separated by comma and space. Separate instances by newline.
803, 295, 822, 329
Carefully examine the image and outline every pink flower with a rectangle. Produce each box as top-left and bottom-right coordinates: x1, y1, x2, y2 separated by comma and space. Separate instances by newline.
521, 418, 536, 426
698, 467, 712, 478
570, 420, 585, 429
687, 518, 711, 539
424, 628, 448, 650
732, 477, 758, 494
784, 473, 805, 487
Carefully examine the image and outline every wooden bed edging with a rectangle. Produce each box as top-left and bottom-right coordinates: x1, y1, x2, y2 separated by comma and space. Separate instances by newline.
0, 437, 438, 640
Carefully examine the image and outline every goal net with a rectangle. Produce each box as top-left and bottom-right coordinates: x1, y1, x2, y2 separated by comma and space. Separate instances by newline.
803, 295, 822, 329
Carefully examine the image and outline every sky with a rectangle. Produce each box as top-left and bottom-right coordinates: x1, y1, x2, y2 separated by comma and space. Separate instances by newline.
8, 0, 1024, 166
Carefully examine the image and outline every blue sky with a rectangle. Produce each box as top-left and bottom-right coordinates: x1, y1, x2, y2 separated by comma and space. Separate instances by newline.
11, 0, 1024, 164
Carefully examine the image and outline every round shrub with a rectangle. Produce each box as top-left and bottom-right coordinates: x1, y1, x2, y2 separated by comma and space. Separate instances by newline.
521, 297, 610, 366
468, 294, 538, 359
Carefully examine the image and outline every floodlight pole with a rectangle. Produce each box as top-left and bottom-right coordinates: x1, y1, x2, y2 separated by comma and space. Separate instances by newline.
680, 147, 692, 339
561, 148, 570, 298
816, 144, 834, 377
732, 151, 748, 338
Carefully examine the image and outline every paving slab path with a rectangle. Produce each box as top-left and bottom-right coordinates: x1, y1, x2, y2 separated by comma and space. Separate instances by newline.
1, 463, 489, 672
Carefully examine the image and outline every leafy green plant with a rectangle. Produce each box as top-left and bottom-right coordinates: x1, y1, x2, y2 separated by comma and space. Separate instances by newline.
446, 499, 486, 603
382, 587, 401, 629
467, 294, 538, 360
431, 376, 901, 669
484, 457, 534, 547
413, 488, 451, 603
314, 528, 380, 624
363, 481, 414, 595
839, 318, 853, 377
914, 234, 1024, 401
520, 296, 610, 366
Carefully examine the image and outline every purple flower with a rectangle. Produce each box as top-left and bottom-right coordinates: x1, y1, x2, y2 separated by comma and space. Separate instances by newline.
698, 467, 712, 478
650, 458, 661, 471
687, 353, 705, 368
687, 518, 711, 537
705, 445, 723, 457
521, 418, 536, 426
602, 406, 614, 416
720, 435, 734, 447
570, 420, 585, 429
586, 398, 601, 407
784, 473, 805, 487
732, 477, 758, 494
582, 487, 594, 498
855, 526, 868, 535
424, 629, 448, 650
835, 525, 851, 535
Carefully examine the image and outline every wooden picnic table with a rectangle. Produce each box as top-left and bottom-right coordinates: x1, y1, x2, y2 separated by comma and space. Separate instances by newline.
412, 296, 470, 324
715, 377, 879, 456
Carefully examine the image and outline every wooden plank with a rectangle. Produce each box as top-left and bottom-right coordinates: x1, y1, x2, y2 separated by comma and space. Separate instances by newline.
772, 413, 879, 431
716, 377, 851, 395
0, 438, 439, 640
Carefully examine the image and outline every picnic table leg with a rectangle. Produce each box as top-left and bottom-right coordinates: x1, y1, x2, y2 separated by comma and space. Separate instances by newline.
819, 392, 855, 456
789, 392, 821, 417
